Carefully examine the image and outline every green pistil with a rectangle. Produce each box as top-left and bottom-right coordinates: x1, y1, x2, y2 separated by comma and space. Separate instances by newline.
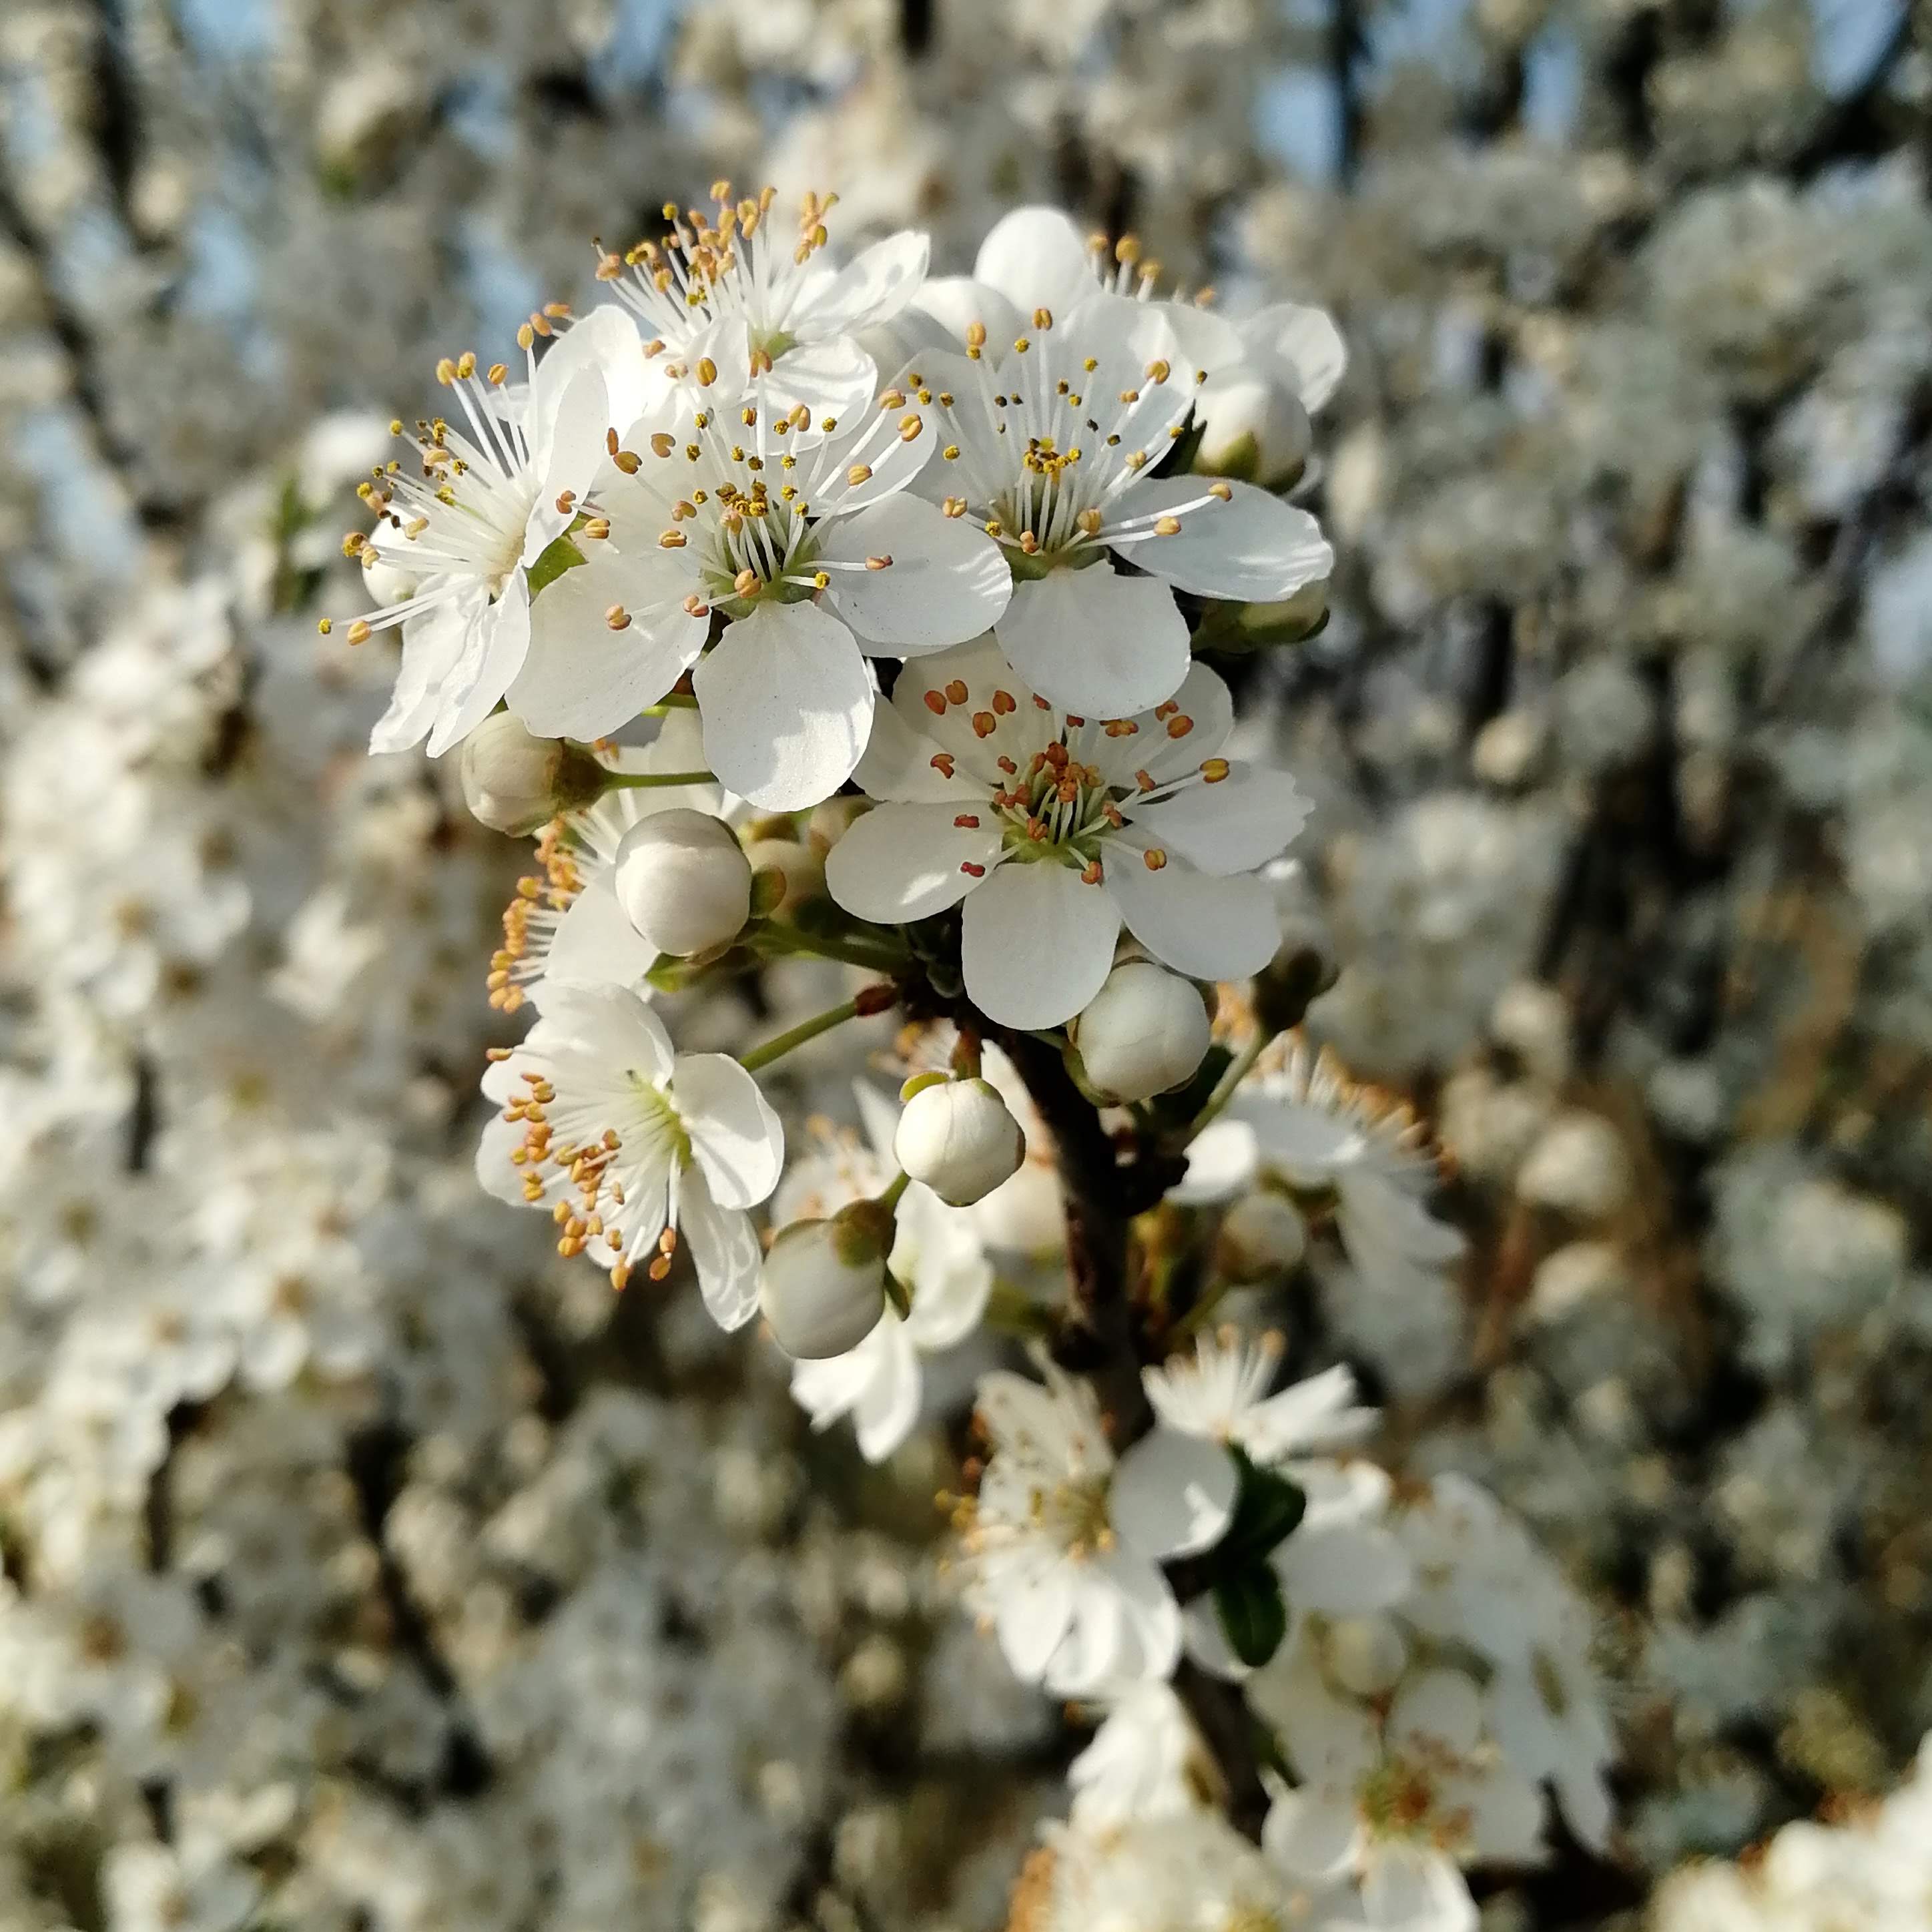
992, 763, 1120, 868
631, 1076, 693, 1171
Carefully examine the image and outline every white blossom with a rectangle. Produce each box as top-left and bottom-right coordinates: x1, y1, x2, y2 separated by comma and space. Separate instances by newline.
475, 982, 783, 1323
828, 638, 1311, 1025
504, 354, 1010, 808
961, 1363, 1237, 1696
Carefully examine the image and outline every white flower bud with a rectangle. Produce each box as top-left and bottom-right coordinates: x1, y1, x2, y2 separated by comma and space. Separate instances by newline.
458, 713, 607, 836
613, 808, 752, 956
362, 555, 418, 606
1217, 1191, 1307, 1281
1072, 962, 1212, 1103
759, 1203, 892, 1359
1193, 368, 1312, 489
894, 1077, 1025, 1207
1321, 1615, 1407, 1697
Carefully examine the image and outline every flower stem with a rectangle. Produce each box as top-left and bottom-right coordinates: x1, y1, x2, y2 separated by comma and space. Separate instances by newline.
601, 768, 715, 790
756, 924, 908, 974
739, 987, 898, 1073
638, 693, 699, 714
878, 1170, 911, 1213
1180, 1030, 1270, 1146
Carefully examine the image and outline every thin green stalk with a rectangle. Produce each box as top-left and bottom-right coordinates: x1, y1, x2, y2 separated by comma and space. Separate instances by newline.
639, 693, 699, 714
1171, 1275, 1235, 1341
739, 996, 864, 1074
1181, 1030, 1271, 1146
757, 924, 908, 974
602, 768, 715, 790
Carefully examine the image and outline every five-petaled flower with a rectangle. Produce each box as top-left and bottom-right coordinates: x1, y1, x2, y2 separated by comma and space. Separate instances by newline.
505, 358, 1009, 808
344, 306, 653, 757
602, 182, 929, 428
896, 292, 1331, 716
825, 637, 1311, 1026
476, 983, 783, 1329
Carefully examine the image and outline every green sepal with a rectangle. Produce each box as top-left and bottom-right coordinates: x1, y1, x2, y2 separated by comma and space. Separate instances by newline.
527, 534, 586, 597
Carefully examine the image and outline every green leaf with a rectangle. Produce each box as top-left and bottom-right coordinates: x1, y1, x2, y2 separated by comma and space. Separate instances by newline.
1213, 1564, 1287, 1668
1221, 1450, 1307, 1564
527, 534, 586, 596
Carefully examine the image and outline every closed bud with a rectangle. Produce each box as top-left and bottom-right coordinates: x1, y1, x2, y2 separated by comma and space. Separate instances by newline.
1237, 578, 1329, 648
759, 1202, 893, 1358
613, 809, 752, 956
1071, 961, 1212, 1102
458, 713, 607, 835
362, 556, 418, 606
1193, 370, 1311, 490
1217, 1191, 1307, 1281
894, 1077, 1025, 1207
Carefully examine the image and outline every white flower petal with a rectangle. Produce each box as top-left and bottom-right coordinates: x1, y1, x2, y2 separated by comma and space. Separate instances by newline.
852, 695, 982, 802
818, 499, 1012, 653
1132, 765, 1313, 877
912, 277, 1023, 353
1115, 476, 1333, 603
1243, 1365, 1375, 1462
960, 861, 1120, 1028
852, 1319, 924, 1462
532, 304, 650, 450
998, 1564, 1078, 1682
541, 982, 677, 1082
790, 1343, 876, 1433
673, 1053, 784, 1210
1086, 661, 1236, 792
1182, 1594, 1252, 1681
812, 230, 930, 334
1554, 1759, 1614, 1855
693, 601, 875, 810
532, 875, 659, 1002
1250, 302, 1348, 412
1103, 856, 1281, 982
427, 575, 532, 756
1109, 1428, 1238, 1559
1361, 1844, 1478, 1932
996, 568, 1190, 717
523, 368, 613, 565
370, 595, 474, 754
972, 206, 1096, 316
476, 1114, 530, 1207
677, 1167, 761, 1331
509, 552, 706, 740
888, 635, 1056, 783
1274, 1522, 1413, 1616
1171, 1118, 1261, 1205
824, 803, 1002, 923
1263, 1787, 1365, 1884
1079, 1552, 1183, 1688
763, 336, 879, 429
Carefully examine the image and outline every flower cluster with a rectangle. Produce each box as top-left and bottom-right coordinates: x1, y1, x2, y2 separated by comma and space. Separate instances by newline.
316, 187, 1626, 1928
342, 192, 1332, 1343
9, 0, 1932, 1919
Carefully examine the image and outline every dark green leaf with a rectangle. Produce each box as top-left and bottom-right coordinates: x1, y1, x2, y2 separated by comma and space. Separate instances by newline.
1214, 1564, 1287, 1668
1221, 1450, 1307, 1564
